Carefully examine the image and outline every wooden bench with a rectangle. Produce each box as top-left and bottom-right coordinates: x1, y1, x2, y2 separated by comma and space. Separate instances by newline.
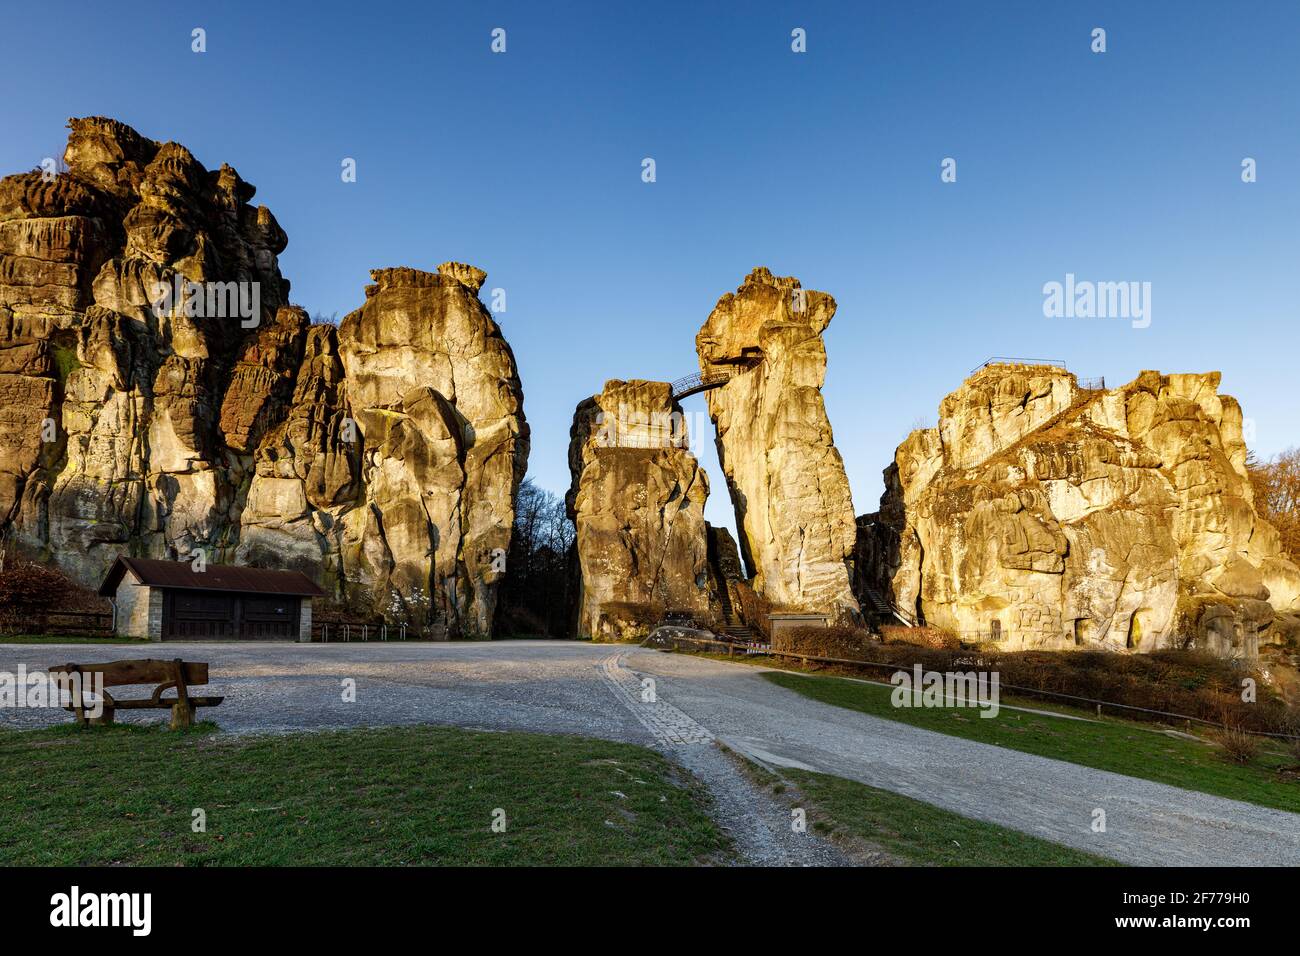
49, 659, 224, 729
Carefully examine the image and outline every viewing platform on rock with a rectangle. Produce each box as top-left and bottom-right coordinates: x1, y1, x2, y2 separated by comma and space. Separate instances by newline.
968, 357, 1104, 392
970, 356, 1068, 375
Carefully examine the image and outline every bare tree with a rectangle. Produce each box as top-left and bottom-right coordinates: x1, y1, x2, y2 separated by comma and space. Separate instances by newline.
497, 479, 577, 636
1248, 447, 1300, 560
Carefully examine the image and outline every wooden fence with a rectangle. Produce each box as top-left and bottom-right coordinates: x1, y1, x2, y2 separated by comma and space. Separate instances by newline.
3, 609, 114, 636
645, 631, 1300, 740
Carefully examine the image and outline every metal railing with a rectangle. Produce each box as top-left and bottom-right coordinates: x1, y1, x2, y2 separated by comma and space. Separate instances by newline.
970, 357, 1067, 375
956, 628, 1007, 643
862, 587, 918, 627
314, 622, 408, 642
669, 371, 731, 399
1077, 376, 1106, 391
890, 604, 919, 628
875, 605, 919, 628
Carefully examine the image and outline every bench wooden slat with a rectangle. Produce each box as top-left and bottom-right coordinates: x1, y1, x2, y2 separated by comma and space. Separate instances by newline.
49, 659, 208, 687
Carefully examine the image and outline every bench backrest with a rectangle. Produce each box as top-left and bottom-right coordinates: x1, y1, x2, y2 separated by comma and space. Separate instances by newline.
48, 659, 208, 688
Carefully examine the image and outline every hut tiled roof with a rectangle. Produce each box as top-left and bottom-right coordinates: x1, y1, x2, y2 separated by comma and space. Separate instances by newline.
97, 556, 326, 598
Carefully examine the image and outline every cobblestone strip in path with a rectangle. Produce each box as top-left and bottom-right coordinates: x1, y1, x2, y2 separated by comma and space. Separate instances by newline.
599, 652, 714, 745
598, 651, 851, 865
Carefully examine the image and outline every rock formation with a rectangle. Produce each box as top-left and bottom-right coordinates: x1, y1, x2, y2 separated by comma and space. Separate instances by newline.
696, 268, 860, 622
860, 363, 1300, 656
0, 116, 290, 577
705, 523, 747, 626
0, 118, 528, 636
336, 266, 528, 636
233, 322, 358, 597
567, 380, 712, 639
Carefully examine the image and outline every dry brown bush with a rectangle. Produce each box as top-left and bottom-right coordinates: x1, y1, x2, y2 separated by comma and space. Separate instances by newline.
879, 625, 961, 650
771, 625, 874, 661
0, 558, 101, 633
1216, 727, 1261, 764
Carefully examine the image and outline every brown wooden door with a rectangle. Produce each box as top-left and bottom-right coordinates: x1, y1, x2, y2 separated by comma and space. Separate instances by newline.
163, 590, 237, 639
239, 596, 300, 639
163, 590, 299, 640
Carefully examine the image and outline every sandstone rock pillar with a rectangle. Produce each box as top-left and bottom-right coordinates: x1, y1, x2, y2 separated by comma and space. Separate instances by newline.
337, 264, 529, 637
0, 116, 291, 580
695, 268, 860, 622
567, 379, 713, 639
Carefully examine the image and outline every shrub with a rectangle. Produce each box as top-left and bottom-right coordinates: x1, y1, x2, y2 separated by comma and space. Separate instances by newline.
0, 559, 77, 632
1216, 727, 1261, 765
880, 625, 961, 650
1280, 712, 1300, 766
771, 625, 874, 661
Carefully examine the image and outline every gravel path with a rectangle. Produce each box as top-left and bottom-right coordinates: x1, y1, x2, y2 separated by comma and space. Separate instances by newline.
2, 640, 1297, 866
622, 649, 1300, 866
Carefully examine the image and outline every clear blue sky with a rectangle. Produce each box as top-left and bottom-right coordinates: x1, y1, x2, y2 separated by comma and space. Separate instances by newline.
4, 0, 1297, 533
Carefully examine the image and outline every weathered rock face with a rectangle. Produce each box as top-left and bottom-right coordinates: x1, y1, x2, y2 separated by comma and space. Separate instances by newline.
336, 266, 529, 636
696, 268, 860, 622
234, 322, 359, 594
566, 380, 712, 639
1, 117, 290, 576
862, 364, 1300, 656
0, 119, 528, 637
705, 523, 746, 623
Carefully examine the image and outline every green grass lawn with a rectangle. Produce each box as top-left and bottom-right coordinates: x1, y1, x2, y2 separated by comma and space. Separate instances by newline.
0, 724, 732, 866
762, 670, 1300, 814
0, 634, 141, 644
738, 759, 1115, 866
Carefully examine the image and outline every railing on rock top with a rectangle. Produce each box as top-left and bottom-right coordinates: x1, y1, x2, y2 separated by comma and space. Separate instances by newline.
969, 359, 1104, 393
970, 357, 1068, 375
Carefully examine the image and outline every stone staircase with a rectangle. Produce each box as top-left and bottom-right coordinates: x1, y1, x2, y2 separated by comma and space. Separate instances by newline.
860, 587, 893, 617
713, 598, 760, 643
722, 623, 758, 643
862, 587, 917, 627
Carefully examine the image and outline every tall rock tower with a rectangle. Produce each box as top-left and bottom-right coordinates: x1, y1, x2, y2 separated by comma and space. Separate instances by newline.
0, 119, 529, 638
335, 265, 529, 637
566, 379, 713, 639
695, 268, 860, 622
0, 116, 291, 579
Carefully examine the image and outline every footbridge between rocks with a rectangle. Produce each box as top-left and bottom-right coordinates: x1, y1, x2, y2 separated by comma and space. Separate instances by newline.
670, 371, 731, 400
670, 358, 763, 400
